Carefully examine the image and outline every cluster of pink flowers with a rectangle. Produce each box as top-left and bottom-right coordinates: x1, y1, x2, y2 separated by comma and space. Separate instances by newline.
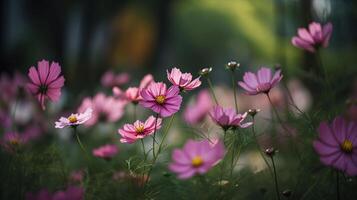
77, 93, 125, 126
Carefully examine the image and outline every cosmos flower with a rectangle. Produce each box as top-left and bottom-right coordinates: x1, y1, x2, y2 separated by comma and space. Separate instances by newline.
118, 115, 162, 143
292, 22, 333, 53
140, 82, 182, 117
313, 116, 357, 176
52, 186, 84, 200
238, 67, 283, 95
169, 139, 225, 179
183, 89, 213, 125
27, 60, 65, 110
167, 67, 201, 91
78, 93, 126, 126
209, 106, 252, 130
26, 189, 52, 200
101, 70, 130, 87
55, 108, 92, 128
92, 144, 119, 160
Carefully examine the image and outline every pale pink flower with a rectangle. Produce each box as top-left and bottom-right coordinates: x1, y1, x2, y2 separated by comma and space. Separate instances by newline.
167, 67, 201, 91
183, 90, 213, 125
140, 82, 182, 117
169, 139, 225, 179
209, 106, 252, 130
55, 108, 92, 128
78, 93, 126, 126
101, 70, 130, 87
118, 115, 162, 143
27, 60, 65, 110
92, 144, 119, 160
238, 67, 283, 95
292, 22, 333, 53
112, 74, 154, 103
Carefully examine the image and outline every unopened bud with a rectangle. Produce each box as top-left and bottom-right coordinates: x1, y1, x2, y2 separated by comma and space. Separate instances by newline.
265, 147, 276, 157
226, 61, 240, 71
248, 108, 261, 117
199, 67, 212, 76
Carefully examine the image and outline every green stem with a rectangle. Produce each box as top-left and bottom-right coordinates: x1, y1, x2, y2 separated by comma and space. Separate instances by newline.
145, 115, 175, 185
74, 127, 87, 155
206, 77, 219, 105
252, 117, 273, 178
270, 156, 281, 200
336, 170, 340, 200
231, 72, 239, 113
152, 114, 159, 159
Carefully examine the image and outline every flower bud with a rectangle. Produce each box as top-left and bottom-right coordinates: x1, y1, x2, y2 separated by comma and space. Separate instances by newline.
226, 61, 240, 71
199, 67, 212, 76
265, 147, 276, 157
282, 189, 292, 197
248, 108, 261, 117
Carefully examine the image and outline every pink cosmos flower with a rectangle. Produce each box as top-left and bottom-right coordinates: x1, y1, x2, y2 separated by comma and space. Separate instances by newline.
27, 60, 65, 110
118, 115, 162, 143
140, 82, 182, 117
169, 139, 225, 179
238, 67, 283, 95
313, 116, 357, 176
167, 67, 201, 91
69, 170, 84, 184
92, 144, 119, 160
55, 108, 92, 128
101, 70, 130, 87
113, 74, 154, 103
209, 106, 252, 130
292, 22, 333, 53
78, 93, 125, 126
26, 189, 52, 200
1, 132, 26, 152
183, 90, 213, 125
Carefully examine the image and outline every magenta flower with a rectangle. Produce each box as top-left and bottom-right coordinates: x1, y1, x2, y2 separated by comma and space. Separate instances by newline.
169, 139, 225, 179
118, 115, 162, 143
140, 82, 182, 117
183, 90, 213, 125
92, 144, 119, 160
209, 106, 252, 130
78, 93, 126, 126
26, 189, 52, 200
238, 67, 283, 95
167, 68, 201, 91
313, 116, 357, 176
292, 22, 333, 53
27, 60, 65, 110
55, 108, 92, 128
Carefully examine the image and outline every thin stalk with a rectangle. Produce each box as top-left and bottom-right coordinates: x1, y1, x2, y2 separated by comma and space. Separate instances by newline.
206, 77, 219, 105
145, 115, 175, 185
219, 130, 227, 193
74, 127, 87, 155
266, 93, 284, 125
231, 72, 239, 113
270, 156, 281, 200
152, 114, 159, 159
252, 117, 273, 178
133, 104, 137, 121
336, 171, 340, 200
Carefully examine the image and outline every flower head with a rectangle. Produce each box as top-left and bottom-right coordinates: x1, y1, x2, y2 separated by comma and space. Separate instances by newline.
55, 108, 92, 128
52, 186, 84, 200
313, 116, 357, 176
209, 106, 252, 130
101, 70, 130, 87
118, 115, 162, 143
169, 139, 225, 179
292, 22, 333, 53
167, 68, 201, 91
238, 67, 283, 95
78, 93, 126, 126
183, 90, 213, 125
92, 144, 119, 160
27, 60, 65, 110
140, 82, 182, 117
113, 74, 154, 104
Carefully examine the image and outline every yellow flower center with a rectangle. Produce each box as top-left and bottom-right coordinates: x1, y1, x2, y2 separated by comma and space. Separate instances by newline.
191, 156, 204, 168
68, 115, 78, 123
9, 139, 19, 146
155, 95, 166, 104
135, 125, 145, 134
341, 140, 353, 153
